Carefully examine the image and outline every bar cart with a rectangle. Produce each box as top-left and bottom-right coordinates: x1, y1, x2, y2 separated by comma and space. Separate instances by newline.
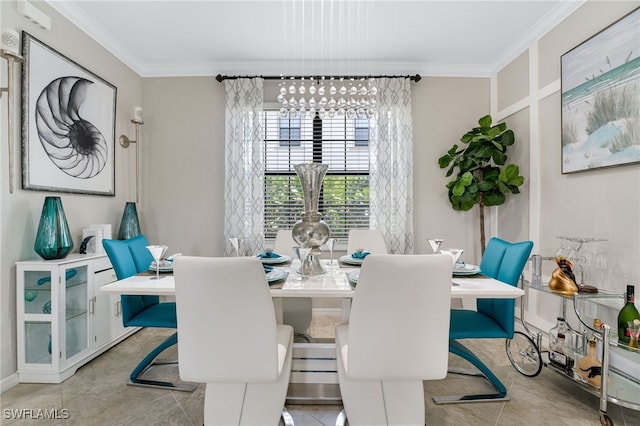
505, 273, 640, 425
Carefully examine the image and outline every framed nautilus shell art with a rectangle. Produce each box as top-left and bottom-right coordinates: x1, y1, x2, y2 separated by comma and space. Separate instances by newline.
21, 33, 116, 195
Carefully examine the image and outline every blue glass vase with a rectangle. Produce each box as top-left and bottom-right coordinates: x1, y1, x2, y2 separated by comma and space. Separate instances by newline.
117, 202, 141, 240
34, 197, 74, 260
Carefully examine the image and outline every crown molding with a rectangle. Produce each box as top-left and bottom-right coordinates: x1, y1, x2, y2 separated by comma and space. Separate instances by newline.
488, 0, 586, 75
46, 0, 585, 79
45, 0, 146, 76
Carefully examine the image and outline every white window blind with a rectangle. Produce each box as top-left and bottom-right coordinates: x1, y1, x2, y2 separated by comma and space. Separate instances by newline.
263, 110, 370, 239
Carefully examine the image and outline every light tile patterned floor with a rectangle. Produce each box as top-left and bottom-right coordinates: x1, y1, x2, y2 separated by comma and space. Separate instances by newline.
2, 316, 639, 425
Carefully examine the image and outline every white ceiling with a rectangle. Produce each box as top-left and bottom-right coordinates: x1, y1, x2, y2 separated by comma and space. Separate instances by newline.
45, 0, 584, 78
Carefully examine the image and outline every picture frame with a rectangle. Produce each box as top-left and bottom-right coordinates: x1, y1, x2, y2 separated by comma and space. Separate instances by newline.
560, 7, 640, 174
21, 32, 116, 195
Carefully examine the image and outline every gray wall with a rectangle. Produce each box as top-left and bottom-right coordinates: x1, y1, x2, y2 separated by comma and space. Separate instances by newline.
495, 1, 640, 332
1, 1, 142, 383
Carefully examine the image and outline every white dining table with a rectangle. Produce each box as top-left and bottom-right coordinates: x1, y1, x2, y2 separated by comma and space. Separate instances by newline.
100, 259, 524, 404
100, 260, 524, 299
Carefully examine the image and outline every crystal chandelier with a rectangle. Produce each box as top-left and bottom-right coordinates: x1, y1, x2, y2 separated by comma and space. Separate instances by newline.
277, 76, 377, 119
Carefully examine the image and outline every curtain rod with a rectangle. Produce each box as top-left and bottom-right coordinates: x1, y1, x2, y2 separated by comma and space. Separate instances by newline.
215, 73, 422, 83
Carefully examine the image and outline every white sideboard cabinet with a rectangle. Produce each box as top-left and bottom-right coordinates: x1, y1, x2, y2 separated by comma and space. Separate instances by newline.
16, 253, 138, 383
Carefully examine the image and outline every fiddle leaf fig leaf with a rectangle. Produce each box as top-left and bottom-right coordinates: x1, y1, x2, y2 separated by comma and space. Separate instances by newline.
492, 150, 507, 165
485, 192, 506, 206
460, 171, 473, 186
500, 130, 515, 146
499, 164, 523, 186
478, 115, 492, 128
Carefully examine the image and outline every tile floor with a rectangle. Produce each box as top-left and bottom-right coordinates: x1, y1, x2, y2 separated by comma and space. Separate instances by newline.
2, 315, 639, 426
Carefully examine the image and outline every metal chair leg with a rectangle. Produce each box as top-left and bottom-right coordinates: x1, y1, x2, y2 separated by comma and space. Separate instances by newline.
335, 409, 347, 426
127, 332, 197, 392
281, 407, 294, 426
433, 339, 510, 404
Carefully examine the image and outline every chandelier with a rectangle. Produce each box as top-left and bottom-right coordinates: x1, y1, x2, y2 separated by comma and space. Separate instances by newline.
277, 76, 377, 119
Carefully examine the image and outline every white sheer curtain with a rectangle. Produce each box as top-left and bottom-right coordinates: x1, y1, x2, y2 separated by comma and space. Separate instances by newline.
224, 78, 265, 255
369, 77, 414, 254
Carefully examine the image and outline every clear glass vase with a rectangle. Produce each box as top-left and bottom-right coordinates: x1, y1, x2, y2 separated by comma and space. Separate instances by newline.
34, 196, 74, 260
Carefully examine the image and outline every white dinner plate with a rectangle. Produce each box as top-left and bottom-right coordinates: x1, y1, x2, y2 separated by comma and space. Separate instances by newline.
339, 255, 367, 266
266, 268, 287, 284
258, 254, 292, 265
453, 264, 481, 276
347, 270, 360, 285
149, 261, 173, 273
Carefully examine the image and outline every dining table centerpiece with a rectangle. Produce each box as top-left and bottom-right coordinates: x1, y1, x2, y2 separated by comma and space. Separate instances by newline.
292, 162, 330, 276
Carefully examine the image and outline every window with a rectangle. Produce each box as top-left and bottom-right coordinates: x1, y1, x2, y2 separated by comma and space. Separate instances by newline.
263, 110, 370, 239
278, 116, 301, 147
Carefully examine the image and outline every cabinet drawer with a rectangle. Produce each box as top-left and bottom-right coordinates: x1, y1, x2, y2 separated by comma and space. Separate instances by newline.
93, 256, 113, 273
94, 269, 117, 286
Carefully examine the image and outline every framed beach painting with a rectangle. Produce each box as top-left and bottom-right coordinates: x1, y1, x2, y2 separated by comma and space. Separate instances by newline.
21, 33, 116, 195
560, 7, 640, 174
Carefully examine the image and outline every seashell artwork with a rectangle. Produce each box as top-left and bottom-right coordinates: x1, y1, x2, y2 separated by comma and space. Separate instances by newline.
35, 76, 108, 179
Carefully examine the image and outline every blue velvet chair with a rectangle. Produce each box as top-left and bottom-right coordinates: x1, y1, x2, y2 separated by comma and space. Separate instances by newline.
434, 237, 533, 404
103, 235, 195, 391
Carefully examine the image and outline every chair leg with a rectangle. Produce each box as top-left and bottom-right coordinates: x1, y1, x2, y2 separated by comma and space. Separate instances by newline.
335, 409, 347, 426
128, 332, 197, 392
282, 407, 294, 426
432, 339, 510, 404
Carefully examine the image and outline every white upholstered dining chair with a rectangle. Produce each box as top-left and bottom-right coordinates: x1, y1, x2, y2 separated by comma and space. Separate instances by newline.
335, 254, 452, 426
346, 229, 388, 255
173, 256, 294, 426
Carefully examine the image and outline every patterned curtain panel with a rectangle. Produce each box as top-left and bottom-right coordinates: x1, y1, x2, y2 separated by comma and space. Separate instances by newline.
224, 78, 265, 256
369, 77, 414, 254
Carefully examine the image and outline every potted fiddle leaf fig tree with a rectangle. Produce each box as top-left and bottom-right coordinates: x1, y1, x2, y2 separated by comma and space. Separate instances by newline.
438, 115, 524, 254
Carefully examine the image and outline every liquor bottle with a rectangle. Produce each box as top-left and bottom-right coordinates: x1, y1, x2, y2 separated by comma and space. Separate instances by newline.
576, 339, 602, 389
617, 285, 640, 347
549, 317, 574, 374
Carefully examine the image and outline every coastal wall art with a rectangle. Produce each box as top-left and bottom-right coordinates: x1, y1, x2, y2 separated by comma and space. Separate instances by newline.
560, 7, 639, 174
21, 33, 116, 195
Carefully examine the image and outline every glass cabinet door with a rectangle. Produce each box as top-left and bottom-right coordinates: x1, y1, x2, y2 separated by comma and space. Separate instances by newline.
22, 269, 55, 365
63, 265, 89, 360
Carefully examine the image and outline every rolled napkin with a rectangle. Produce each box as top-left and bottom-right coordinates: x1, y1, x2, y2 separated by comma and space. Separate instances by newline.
257, 249, 281, 259
351, 249, 371, 259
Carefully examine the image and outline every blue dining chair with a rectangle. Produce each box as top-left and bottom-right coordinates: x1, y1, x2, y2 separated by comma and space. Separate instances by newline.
103, 235, 195, 391
434, 237, 533, 404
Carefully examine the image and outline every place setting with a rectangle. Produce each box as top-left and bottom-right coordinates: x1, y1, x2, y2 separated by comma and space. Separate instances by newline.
255, 249, 291, 285
429, 239, 481, 277
146, 244, 182, 278
339, 248, 371, 267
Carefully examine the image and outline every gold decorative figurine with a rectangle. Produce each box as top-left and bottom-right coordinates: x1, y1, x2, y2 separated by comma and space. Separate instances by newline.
549, 257, 579, 296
